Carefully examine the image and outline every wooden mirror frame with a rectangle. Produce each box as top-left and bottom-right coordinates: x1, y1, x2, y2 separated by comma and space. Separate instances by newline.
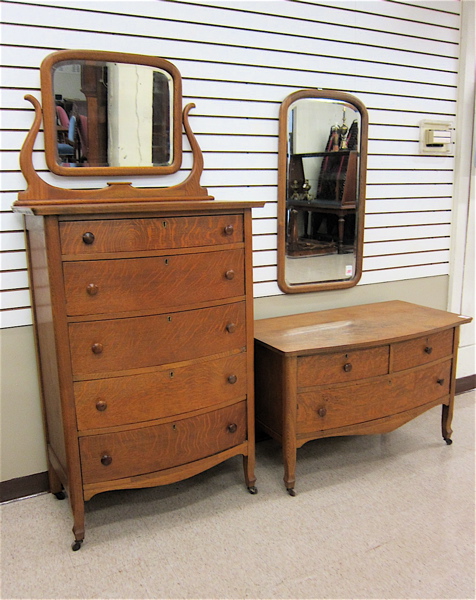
41, 49, 183, 177
277, 89, 368, 294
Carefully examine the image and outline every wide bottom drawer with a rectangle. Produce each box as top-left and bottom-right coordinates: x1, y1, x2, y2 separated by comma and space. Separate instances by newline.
297, 360, 452, 434
80, 401, 247, 484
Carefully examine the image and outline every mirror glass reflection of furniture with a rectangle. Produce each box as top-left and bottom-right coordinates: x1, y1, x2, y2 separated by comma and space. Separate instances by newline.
277, 90, 368, 293
41, 50, 183, 176
14, 50, 262, 551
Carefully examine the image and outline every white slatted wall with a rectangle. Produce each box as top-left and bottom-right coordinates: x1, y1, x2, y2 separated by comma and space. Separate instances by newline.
0, 0, 461, 328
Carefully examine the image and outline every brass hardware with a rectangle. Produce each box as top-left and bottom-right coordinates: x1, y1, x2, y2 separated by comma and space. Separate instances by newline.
225, 270, 235, 280
227, 423, 238, 433
95, 400, 107, 412
91, 343, 103, 355
172, 424, 177, 431
224, 225, 234, 236
100, 454, 112, 466
164, 258, 169, 265
425, 346, 433, 354
82, 232, 95, 245
343, 363, 352, 372
317, 407, 327, 418
167, 316, 172, 322
226, 323, 236, 333
228, 375, 237, 384
86, 283, 99, 296
162, 221, 168, 228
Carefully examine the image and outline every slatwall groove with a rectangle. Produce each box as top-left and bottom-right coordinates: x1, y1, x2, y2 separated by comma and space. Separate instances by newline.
0, 0, 463, 322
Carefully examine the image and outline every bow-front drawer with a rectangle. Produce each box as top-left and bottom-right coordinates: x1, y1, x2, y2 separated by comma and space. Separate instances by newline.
69, 302, 246, 378
298, 346, 389, 388
60, 215, 243, 255
392, 329, 454, 372
297, 359, 452, 434
63, 249, 244, 316
79, 401, 247, 484
74, 353, 247, 430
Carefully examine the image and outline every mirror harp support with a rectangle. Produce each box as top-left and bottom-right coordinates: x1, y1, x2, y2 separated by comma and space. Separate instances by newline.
16, 95, 213, 207
277, 89, 368, 294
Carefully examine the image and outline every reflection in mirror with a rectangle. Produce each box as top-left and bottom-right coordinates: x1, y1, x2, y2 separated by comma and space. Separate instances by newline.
277, 89, 368, 293
53, 61, 172, 168
41, 50, 183, 176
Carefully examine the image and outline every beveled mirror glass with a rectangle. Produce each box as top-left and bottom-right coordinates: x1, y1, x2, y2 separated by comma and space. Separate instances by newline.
41, 50, 183, 176
278, 89, 368, 293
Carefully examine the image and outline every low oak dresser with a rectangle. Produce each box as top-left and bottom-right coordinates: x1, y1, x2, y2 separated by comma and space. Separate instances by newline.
254, 301, 471, 495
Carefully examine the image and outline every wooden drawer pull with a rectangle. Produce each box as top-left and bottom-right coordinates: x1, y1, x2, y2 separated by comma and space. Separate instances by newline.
86, 283, 99, 296
225, 270, 235, 280
227, 423, 238, 433
224, 225, 234, 236
95, 400, 107, 412
82, 232, 95, 245
226, 323, 237, 334
343, 363, 353, 372
317, 407, 327, 418
227, 374, 237, 384
91, 343, 103, 355
100, 454, 112, 466
437, 378, 445, 386
425, 346, 433, 354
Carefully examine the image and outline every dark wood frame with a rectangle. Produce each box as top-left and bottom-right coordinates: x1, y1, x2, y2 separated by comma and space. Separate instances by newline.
277, 89, 369, 294
41, 50, 183, 177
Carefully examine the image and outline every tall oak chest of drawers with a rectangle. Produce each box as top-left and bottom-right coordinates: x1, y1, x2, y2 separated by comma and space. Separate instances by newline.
254, 301, 471, 495
20, 201, 260, 549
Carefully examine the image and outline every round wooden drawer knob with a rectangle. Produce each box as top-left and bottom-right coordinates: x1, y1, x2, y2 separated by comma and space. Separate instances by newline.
225, 270, 235, 280
228, 374, 237, 384
91, 343, 103, 354
96, 400, 107, 412
100, 454, 112, 466
425, 346, 433, 354
86, 283, 99, 296
224, 225, 234, 236
317, 407, 327, 418
226, 323, 237, 334
227, 423, 238, 433
82, 232, 95, 245
343, 363, 353, 372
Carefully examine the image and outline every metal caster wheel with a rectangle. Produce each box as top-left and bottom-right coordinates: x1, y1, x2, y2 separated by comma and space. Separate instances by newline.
445, 438, 453, 445
287, 488, 296, 497
248, 486, 258, 495
71, 540, 83, 551
54, 491, 66, 500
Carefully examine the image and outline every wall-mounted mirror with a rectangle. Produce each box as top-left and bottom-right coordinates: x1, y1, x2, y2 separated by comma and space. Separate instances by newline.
277, 89, 368, 293
41, 50, 183, 176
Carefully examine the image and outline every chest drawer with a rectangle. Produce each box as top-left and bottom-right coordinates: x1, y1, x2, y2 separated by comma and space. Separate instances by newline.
74, 353, 247, 430
298, 346, 389, 388
79, 401, 247, 484
69, 302, 246, 378
392, 329, 454, 372
297, 359, 452, 434
64, 249, 244, 316
60, 214, 243, 255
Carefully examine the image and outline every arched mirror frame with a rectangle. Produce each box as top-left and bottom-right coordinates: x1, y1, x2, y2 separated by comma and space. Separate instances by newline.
41, 49, 183, 177
277, 89, 368, 294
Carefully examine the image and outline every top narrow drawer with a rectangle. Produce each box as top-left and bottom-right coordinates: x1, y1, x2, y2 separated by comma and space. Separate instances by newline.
60, 215, 244, 255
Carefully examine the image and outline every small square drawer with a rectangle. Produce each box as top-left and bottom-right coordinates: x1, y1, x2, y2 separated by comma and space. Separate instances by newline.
79, 401, 247, 484
297, 346, 389, 388
60, 215, 243, 255
392, 329, 454, 372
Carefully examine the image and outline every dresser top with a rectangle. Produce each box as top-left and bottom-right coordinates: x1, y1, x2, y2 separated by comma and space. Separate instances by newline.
254, 301, 472, 354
